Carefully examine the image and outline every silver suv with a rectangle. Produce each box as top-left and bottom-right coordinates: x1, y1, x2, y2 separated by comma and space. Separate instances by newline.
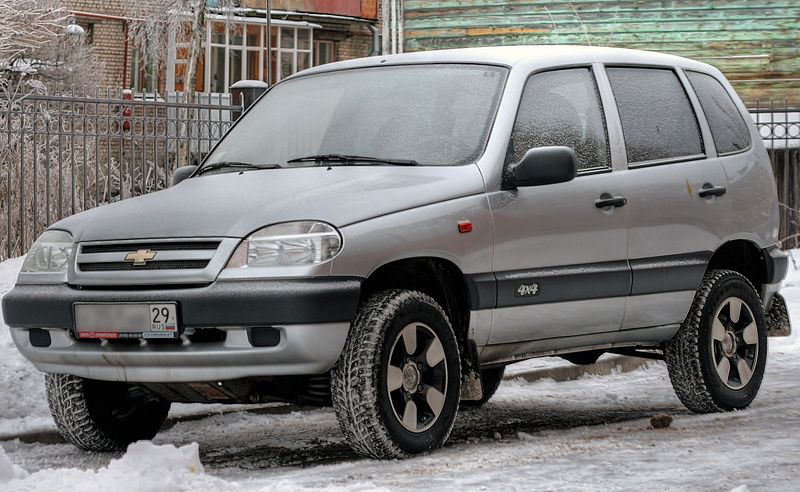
3, 46, 792, 459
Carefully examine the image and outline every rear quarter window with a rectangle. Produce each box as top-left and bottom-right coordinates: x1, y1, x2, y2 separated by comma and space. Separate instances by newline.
607, 67, 703, 164
686, 71, 751, 155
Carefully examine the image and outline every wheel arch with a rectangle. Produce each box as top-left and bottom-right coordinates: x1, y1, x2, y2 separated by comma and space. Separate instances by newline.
706, 240, 768, 295
360, 256, 472, 346
358, 255, 486, 401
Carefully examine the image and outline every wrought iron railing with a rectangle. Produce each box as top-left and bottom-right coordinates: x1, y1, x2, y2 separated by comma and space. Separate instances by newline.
751, 101, 800, 248
1, 86, 240, 260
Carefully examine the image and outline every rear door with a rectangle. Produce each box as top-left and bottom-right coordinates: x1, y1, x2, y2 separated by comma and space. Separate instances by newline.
488, 66, 630, 344
603, 66, 734, 329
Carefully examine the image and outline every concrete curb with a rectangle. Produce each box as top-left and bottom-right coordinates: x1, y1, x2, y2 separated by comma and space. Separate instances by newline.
1, 356, 654, 445
506, 355, 657, 384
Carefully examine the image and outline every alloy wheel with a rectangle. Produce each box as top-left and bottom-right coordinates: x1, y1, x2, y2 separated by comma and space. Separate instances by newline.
386, 322, 448, 433
711, 296, 759, 390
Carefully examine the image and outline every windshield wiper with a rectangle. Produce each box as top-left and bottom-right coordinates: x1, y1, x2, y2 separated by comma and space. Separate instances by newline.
196, 161, 283, 175
286, 154, 419, 166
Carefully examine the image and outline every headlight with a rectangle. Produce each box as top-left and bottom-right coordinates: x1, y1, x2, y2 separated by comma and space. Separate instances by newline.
226, 221, 342, 268
21, 230, 74, 273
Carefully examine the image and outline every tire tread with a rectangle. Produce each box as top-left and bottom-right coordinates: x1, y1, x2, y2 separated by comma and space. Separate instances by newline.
46, 373, 119, 451
331, 289, 459, 459
664, 269, 763, 413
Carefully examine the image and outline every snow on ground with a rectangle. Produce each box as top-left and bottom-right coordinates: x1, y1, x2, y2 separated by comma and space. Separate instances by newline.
1, 255, 799, 490
0, 257, 51, 436
773, 251, 800, 353
0, 441, 232, 492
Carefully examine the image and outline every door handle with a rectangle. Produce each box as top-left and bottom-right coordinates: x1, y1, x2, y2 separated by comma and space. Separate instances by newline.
595, 193, 628, 209
698, 183, 726, 198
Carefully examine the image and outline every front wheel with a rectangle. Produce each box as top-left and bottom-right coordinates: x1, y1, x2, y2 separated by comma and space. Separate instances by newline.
665, 270, 768, 413
331, 290, 461, 458
46, 374, 170, 451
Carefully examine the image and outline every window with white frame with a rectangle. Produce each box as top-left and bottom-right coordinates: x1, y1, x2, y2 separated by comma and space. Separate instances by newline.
201, 18, 314, 93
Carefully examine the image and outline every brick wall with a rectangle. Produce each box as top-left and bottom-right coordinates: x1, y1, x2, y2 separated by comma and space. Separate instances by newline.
67, 0, 129, 89
64, 0, 378, 91
336, 24, 373, 61
314, 20, 374, 63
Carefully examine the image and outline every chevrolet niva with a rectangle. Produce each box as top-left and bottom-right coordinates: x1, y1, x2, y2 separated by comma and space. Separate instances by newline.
3, 46, 792, 458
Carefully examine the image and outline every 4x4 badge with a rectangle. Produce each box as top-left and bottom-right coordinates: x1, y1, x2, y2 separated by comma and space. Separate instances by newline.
516, 282, 540, 298
124, 249, 157, 266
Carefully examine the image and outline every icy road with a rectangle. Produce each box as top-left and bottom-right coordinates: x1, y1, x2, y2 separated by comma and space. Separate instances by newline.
1, 255, 799, 491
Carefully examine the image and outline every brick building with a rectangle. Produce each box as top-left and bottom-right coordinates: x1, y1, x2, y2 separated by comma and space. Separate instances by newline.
67, 0, 379, 94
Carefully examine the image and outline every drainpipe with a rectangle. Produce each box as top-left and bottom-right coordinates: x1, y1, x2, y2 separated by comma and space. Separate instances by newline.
122, 20, 129, 89
367, 24, 381, 56
265, 0, 272, 85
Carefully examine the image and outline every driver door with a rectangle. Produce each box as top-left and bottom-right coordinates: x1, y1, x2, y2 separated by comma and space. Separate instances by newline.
488, 66, 630, 344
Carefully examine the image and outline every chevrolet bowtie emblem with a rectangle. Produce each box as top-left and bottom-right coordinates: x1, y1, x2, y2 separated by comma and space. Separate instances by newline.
124, 249, 157, 266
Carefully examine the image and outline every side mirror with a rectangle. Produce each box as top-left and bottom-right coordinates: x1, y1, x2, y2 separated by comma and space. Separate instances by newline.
513, 146, 578, 187
170, 165, 198, 187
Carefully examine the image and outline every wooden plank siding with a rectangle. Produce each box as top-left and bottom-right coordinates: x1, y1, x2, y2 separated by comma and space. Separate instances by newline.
403, 0, 800, 104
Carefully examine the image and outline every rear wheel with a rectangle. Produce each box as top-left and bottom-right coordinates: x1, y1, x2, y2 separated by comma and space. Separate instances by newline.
46, 374, 170, 451
665, 270, 767, 413
331, 290, 461, 458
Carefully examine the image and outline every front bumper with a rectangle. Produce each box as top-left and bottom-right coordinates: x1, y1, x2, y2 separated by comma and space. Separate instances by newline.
2, 278, 361, 382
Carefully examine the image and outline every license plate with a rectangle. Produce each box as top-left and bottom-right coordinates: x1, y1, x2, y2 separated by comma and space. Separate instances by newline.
74, 303, 178, 339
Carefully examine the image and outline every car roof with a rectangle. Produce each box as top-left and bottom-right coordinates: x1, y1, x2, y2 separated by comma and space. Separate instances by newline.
298, 45, 719, 78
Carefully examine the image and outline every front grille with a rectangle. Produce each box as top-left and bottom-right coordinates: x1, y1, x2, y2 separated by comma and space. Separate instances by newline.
73, 238, 234, 285
78, 260, 210, 272
81, 241, 220, 254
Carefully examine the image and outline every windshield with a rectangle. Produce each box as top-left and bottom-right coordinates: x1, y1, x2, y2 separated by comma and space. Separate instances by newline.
202, 64, 507, 169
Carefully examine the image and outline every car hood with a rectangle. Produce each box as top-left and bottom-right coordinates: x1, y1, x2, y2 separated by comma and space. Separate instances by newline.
54, 165, 486, 242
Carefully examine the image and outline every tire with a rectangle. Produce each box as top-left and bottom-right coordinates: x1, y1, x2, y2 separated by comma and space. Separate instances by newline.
331, 290, 461, 458
665, 270, 768, 413
462, 366, 505, 407
46, 374, 171, 451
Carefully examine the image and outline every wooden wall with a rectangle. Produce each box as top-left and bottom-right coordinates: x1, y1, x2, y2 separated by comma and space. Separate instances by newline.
403, 0, 800, 105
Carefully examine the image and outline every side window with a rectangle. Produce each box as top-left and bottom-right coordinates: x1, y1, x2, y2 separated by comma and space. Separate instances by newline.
606, 67, 703, 164
686, 71, 751, 155
506, 68, 610, 172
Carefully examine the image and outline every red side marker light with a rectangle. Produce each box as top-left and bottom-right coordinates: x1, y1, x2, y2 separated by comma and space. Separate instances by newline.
458, 221, 473, 234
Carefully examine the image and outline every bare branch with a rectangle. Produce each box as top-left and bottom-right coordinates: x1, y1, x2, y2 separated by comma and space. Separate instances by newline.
0, 0, 69, 66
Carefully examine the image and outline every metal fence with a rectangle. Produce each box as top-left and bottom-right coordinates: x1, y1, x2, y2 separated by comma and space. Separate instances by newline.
753, 102, 800, 248
1, 89, 800, 261
1, 86, 240, 260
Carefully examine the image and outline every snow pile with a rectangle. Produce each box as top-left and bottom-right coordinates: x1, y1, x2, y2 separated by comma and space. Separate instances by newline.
2, 440, 395, 492
0, 445, 28, 483
0, 257, 51, 435
3, 441, 229, 492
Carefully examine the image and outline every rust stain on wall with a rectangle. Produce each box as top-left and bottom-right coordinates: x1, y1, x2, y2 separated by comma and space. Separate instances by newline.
241, 0, 377, 20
